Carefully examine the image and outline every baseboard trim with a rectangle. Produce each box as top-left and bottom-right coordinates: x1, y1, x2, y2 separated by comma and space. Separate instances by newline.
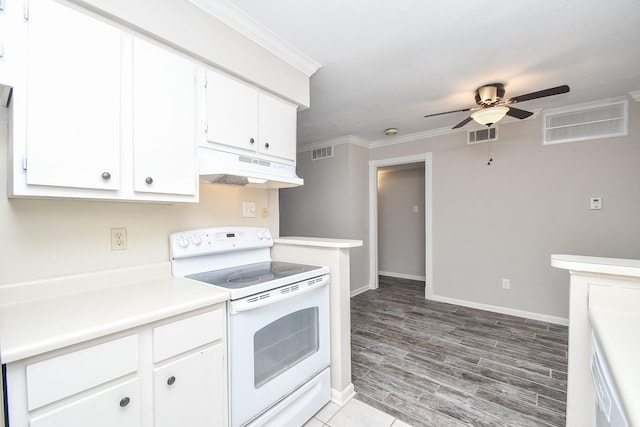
350, 285, 370, 297
430, 294, 569, 326
330, 383, 355, 407
378, 271, 426, 281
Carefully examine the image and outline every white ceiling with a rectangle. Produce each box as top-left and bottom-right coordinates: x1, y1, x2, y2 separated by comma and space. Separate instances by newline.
231, 0, 640, 147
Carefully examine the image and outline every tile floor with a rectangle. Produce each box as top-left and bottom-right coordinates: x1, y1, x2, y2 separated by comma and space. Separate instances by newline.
305, 399, 413, 427
349, 276, 568, 427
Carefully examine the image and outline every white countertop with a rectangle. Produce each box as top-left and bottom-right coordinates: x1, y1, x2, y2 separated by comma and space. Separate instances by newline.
274, 236, 363, 248
0, 262, 229, 363
588, 285, 640, 426
551, 254, 640, 278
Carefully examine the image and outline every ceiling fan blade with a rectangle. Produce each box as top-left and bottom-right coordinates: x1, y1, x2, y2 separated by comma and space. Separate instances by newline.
507, 85, 570, 104
424, 107, 472, 118
505, 107, 534, 119
452, 116, 473, 129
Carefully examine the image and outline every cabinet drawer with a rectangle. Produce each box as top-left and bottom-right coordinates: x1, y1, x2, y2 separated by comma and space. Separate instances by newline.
153, 308, 224, 362
26, 335, 138, 410
30, 378, 140, 427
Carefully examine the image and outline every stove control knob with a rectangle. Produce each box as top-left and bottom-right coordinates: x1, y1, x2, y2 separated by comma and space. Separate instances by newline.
177, 236, 189, 248
264, 230, 272, 240
190, 235, 202, 246
256, 230, 264, 240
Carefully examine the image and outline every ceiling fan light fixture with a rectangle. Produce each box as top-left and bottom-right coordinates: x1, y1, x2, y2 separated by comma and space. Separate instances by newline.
471, 106, 509, 127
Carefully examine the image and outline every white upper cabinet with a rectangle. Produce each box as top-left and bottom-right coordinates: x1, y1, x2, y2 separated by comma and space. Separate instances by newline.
25, 0, 122, 191
204, 69, 297, 163
132, 38, 197, 197
8, 0, 199, 202
205, 69, 258, 153
258, 91, 298, 161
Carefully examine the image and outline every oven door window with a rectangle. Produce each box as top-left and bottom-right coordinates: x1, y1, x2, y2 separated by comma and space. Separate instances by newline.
254, 307, 319, 388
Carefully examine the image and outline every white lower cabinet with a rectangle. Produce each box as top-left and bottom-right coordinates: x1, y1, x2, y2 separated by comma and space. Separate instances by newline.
3, 305, 227, 427
153, 344, 225, 427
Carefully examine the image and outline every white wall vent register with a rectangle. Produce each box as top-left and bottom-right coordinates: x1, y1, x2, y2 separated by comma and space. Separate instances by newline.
312, 145, 333, 160
467, 127, 498, 145
543, 99, 628, 145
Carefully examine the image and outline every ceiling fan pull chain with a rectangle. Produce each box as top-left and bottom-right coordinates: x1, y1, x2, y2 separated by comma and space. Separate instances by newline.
487, 141, 493, 166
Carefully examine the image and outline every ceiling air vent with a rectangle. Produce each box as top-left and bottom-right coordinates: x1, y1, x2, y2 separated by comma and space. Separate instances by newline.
468, 127, 498, 145
311, 145, 333, 160
543, 99, 628, 145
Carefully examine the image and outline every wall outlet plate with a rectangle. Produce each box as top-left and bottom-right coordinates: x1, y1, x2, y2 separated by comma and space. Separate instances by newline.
111, 228, 127, 250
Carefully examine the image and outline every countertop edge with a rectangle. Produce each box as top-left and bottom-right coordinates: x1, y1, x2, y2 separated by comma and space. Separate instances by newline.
274, 236, 363, 248
551, 254, 640, 278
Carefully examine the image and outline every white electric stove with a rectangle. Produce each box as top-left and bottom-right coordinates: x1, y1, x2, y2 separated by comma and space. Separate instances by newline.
170, 227, 331, 427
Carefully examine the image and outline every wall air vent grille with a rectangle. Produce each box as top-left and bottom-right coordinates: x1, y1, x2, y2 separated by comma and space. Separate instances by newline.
468, 127, 498, 145
312, 146, 333, 160
543, 99, 628, 145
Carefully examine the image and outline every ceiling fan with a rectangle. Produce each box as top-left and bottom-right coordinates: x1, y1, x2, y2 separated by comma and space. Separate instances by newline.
424, 83, 570, 129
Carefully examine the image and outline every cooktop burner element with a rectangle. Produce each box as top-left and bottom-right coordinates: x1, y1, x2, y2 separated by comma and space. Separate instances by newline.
186, 261, 323, 291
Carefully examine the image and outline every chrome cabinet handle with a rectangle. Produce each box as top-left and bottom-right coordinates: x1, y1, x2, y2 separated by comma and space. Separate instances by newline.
119, 397, 130, 407
101, 172, 111, 180
145, 177, 153, 184
167, 376, 176, 386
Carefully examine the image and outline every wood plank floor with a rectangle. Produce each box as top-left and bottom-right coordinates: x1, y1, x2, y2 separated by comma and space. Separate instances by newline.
351, 276, 568, 427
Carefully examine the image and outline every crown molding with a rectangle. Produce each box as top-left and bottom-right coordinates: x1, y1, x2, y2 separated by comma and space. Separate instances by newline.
297, 108, 544, 152
188, 0, 321, 77
368, 127, 457, 149
630, 90, 640, 102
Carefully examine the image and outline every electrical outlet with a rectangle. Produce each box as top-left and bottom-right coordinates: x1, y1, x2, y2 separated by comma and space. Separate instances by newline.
502, 279, 510, 289
111, 228, 128, 251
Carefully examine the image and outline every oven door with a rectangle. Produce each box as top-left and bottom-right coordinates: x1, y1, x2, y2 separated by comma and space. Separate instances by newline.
228, 275, 330, 427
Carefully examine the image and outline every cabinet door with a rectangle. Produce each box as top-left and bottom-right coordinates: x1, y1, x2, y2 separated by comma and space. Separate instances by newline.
25, 0, 122, 190
258, 92, 297, 162
132, 38, 197, 196
29, 378, 141, 427
153, 344, 226, 427
205, 69, 258, 152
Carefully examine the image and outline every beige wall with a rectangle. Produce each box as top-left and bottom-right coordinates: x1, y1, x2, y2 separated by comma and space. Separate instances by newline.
280, 143, 369, 290
285, 101, 640, 320
0, 108, 275, 284
378, 166, 426, 278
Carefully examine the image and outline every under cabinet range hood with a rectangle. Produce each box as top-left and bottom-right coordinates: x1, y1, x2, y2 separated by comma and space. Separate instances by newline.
199, 147, 303, 189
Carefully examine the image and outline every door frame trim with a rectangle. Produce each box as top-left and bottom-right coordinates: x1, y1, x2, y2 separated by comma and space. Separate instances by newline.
368, 153, 433, 298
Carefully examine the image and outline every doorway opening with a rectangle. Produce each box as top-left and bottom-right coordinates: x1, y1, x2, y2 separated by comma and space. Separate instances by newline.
368, 153, 433, 299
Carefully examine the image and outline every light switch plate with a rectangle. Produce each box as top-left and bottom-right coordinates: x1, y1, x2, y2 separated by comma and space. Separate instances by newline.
242, 201, 256, 218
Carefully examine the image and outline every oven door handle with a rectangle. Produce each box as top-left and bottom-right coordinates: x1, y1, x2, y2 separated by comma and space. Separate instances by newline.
230, 275, 330, 314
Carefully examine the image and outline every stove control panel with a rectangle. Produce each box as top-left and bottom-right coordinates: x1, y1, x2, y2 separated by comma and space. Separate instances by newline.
169, 227, 272, 259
